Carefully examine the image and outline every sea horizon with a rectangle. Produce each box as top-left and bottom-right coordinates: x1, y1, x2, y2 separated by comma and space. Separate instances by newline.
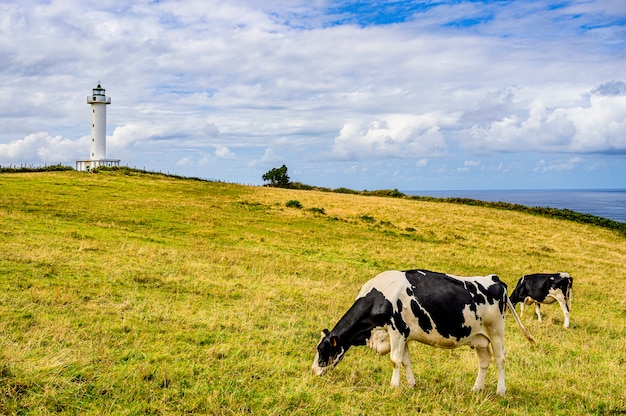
403, 188, 626, 223
405, 187, 626, 192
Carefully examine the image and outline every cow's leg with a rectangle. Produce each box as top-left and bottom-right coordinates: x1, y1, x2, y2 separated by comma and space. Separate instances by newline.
388, 331, 407, 387
402, 345, 416, 387
534, 303, 542, 322
554, 293, 571, 328
491, 335, 507, 396
471, 335, 491, 393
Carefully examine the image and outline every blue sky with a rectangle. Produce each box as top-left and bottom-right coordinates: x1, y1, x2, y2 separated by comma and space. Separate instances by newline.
1, 0, 625, 190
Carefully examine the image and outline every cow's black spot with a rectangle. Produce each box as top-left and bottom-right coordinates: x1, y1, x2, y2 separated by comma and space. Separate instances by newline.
465, 282, 486, 308
394, 299, 411, 338
476, 278, 507, 313
410, 299, 433, 334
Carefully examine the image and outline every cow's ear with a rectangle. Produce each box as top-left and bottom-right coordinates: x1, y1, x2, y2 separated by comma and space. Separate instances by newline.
330, 335, 339, 347
322, 328, 330, 336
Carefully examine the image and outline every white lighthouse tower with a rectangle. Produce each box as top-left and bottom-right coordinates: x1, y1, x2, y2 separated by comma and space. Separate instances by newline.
76, 83, 120, 171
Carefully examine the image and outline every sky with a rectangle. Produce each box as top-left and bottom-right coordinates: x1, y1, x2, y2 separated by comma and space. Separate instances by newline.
1, 0, 625, 190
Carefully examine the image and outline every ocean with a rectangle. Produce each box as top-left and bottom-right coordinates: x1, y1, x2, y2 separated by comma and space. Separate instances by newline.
404, 189, 626, 223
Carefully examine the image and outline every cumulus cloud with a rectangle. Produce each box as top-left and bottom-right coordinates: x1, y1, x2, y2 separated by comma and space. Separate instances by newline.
461, 86, 626, 154
109, 123, 185, 149
176, 157, 193, 166
215, 145, 236, 159
461, 89, 517, 125
567, 94, 626, 153
248, 147, 283, 167
331, 114, 449, 160
0, 132, 84, 165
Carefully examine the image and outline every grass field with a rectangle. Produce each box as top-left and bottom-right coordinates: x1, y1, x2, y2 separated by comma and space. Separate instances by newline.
1, 169, 625, 415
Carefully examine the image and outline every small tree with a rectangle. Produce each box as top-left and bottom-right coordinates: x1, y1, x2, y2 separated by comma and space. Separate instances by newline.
262, 165, 290, 188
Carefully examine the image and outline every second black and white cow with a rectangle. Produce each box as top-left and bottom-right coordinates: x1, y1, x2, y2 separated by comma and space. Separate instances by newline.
509, 272, 573, 328
312, 269, 535, 396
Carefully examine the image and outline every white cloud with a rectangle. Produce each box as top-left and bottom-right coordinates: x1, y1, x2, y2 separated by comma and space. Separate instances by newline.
567, 94, 626, 152
461, 88, 626, 154
198, 153, 213, 166
0, 132, 84, 165
464, 160, 481, 167
176, 157, 193, 166
457, 160, 481, 173
249, 147, 283, 167
331, 114, 450, 160
533, 157, 583, 173
215, 145, 236, 159
108, 122, 192, 151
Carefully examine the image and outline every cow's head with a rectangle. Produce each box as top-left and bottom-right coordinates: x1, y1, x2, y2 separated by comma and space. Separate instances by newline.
311, 329, 346, 376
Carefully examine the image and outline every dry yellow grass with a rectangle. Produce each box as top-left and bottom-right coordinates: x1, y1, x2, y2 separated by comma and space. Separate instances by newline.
0, 170, 625, 415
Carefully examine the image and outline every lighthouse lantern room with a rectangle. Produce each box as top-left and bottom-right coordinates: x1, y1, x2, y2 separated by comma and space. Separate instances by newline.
76, 83, 120, 172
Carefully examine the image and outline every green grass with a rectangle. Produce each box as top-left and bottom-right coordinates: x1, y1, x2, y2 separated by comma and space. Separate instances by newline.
1, 170, 625, 415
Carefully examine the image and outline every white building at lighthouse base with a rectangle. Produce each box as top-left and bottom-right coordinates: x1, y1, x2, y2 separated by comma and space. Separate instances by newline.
75, 158, 120, 172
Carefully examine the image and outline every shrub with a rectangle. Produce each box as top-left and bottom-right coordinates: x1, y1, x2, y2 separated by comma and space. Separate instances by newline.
359, 215, 376, 223
333, 187, 360, 195
286, 200, 303, 209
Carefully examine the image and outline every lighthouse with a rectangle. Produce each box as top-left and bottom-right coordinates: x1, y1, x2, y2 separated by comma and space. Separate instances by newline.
76, 83, 120, 171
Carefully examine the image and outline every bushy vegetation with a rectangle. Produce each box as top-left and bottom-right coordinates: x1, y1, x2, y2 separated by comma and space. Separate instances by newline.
0, 164, 73, 173
286, 200, 303, 209
1, 170, 625, 414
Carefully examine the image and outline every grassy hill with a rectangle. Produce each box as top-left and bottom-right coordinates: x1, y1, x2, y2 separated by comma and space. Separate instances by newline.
1, 170, 625, 415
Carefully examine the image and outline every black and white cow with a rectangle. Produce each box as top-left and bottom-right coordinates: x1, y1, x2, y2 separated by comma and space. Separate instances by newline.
312, 269, 535, 396
509, 272, 573, 328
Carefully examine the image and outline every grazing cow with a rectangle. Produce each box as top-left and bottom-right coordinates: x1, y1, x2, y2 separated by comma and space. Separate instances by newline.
312, 269, 535, 396
510, 272, 573, 328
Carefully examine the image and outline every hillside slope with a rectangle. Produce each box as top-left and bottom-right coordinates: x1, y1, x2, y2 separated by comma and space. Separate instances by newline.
1, 170, 624, 415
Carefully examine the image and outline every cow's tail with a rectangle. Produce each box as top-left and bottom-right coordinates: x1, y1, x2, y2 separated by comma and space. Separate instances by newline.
506, 296, 536, 345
